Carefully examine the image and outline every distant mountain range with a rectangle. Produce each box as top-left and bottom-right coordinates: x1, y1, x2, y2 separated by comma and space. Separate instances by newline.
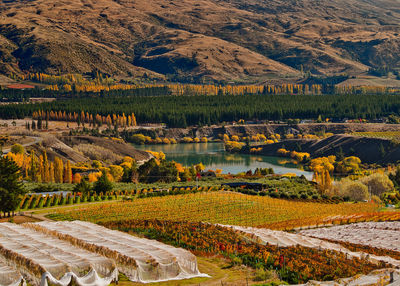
0, 0, 399, 82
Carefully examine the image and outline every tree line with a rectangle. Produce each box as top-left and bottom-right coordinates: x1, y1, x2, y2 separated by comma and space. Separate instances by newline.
1, 93, 400, 127
0, 86, 171, 101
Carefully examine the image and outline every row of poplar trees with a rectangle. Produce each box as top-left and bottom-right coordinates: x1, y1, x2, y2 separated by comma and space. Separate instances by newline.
6, 151, 73, 183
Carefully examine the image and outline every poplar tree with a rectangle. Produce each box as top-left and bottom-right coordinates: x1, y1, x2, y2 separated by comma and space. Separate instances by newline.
49, 162, 55, 182
43, 152, 50, 182
64, 160, 72, 183
54, 157, 64, 183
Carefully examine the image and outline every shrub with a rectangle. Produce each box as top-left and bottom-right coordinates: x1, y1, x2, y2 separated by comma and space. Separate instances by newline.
270, 192, 279, 198
93, 172, 113, 194
360, 173, 394, 197
31, 184, 58, 193
253, 268, 274, 282
10, 144, 24, 154
130, 134, 146, 145
337, 179, 369, 201
280, 192, 289, 199
230, 256, 243, 266
371, 195, 382, 204
300, 193, 308, 200
73, 180, 92, 195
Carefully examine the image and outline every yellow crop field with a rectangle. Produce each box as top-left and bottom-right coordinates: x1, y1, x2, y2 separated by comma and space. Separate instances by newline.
48, 192, 379, 228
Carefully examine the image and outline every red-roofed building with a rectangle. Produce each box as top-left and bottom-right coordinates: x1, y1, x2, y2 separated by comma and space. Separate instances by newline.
6, 84, 35, 89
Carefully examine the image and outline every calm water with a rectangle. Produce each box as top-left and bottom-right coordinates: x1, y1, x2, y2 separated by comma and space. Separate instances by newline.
134, 143, 313, 179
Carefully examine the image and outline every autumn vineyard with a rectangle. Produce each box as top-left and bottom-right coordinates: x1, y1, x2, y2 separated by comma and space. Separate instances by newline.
0, 35, 400, 286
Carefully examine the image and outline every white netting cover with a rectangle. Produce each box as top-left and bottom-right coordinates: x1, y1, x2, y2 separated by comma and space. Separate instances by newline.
299, 222, 400, 252
30, 221, 208, 283
0, 258, 24, 286
221, 225, 400, 268
0, 223, 118, 286
293, 269, 400, 286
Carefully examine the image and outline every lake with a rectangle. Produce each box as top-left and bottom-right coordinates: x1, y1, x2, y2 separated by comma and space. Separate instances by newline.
134, 142, 313, 179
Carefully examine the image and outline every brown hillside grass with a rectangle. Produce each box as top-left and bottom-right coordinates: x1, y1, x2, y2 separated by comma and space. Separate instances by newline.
0, 0, 399, 81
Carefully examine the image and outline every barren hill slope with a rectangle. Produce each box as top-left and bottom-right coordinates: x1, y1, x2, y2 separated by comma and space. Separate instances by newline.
256, 134, 400, 164
0, 0, 399, 82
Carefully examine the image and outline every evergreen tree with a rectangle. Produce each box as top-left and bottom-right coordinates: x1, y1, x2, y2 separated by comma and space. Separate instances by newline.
0, 152, 26, 216
37, 117, 42, 129
73, 179, 92, 195
336, 147, 345, 161
93, 171, 113, 194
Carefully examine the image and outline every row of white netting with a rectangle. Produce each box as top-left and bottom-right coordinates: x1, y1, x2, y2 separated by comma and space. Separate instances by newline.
0, 222, 118, 286
0, 259, 25, 286
221, 224, 400, 267
221, 224, 400, 286
299, 222, 400, 252
27, 221, 207, 283
295, 269, 400, 286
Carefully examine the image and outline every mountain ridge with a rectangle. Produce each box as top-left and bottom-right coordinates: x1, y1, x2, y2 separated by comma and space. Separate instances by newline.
0, 0, 399, 82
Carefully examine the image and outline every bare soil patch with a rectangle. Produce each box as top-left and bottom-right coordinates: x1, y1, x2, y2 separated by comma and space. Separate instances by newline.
0, 215, 40, 224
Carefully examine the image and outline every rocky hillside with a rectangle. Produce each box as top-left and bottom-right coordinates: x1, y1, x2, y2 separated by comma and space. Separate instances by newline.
26, 135, 151, 165
0, 0, 399, 82
255, 135, 400, 164
156, 123, 400, 140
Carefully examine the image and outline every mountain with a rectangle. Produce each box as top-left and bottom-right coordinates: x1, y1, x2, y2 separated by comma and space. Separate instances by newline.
0, 0, 399, 82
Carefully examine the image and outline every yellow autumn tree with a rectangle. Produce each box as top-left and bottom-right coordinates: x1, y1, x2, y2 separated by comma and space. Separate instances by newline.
131, 113, 137, 126
336, 156, 362, 174
49, 162, 55, 182
109, 165, 124, 182
54, 157, 64, 183
88, 172, 102, 182
63, 160, 72, 183
310, 156, 335, 191
73, 173, 82, 184
42, 151, 50, 182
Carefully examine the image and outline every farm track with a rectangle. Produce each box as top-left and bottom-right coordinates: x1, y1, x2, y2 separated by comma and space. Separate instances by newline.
2, 136, 43, 154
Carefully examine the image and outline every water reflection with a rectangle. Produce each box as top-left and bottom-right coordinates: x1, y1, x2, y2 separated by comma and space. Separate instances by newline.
134, 142, 313, 179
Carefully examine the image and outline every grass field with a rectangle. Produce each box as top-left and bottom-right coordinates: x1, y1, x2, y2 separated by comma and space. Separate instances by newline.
47, 192, 379, 228
114, 256, 260, 286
